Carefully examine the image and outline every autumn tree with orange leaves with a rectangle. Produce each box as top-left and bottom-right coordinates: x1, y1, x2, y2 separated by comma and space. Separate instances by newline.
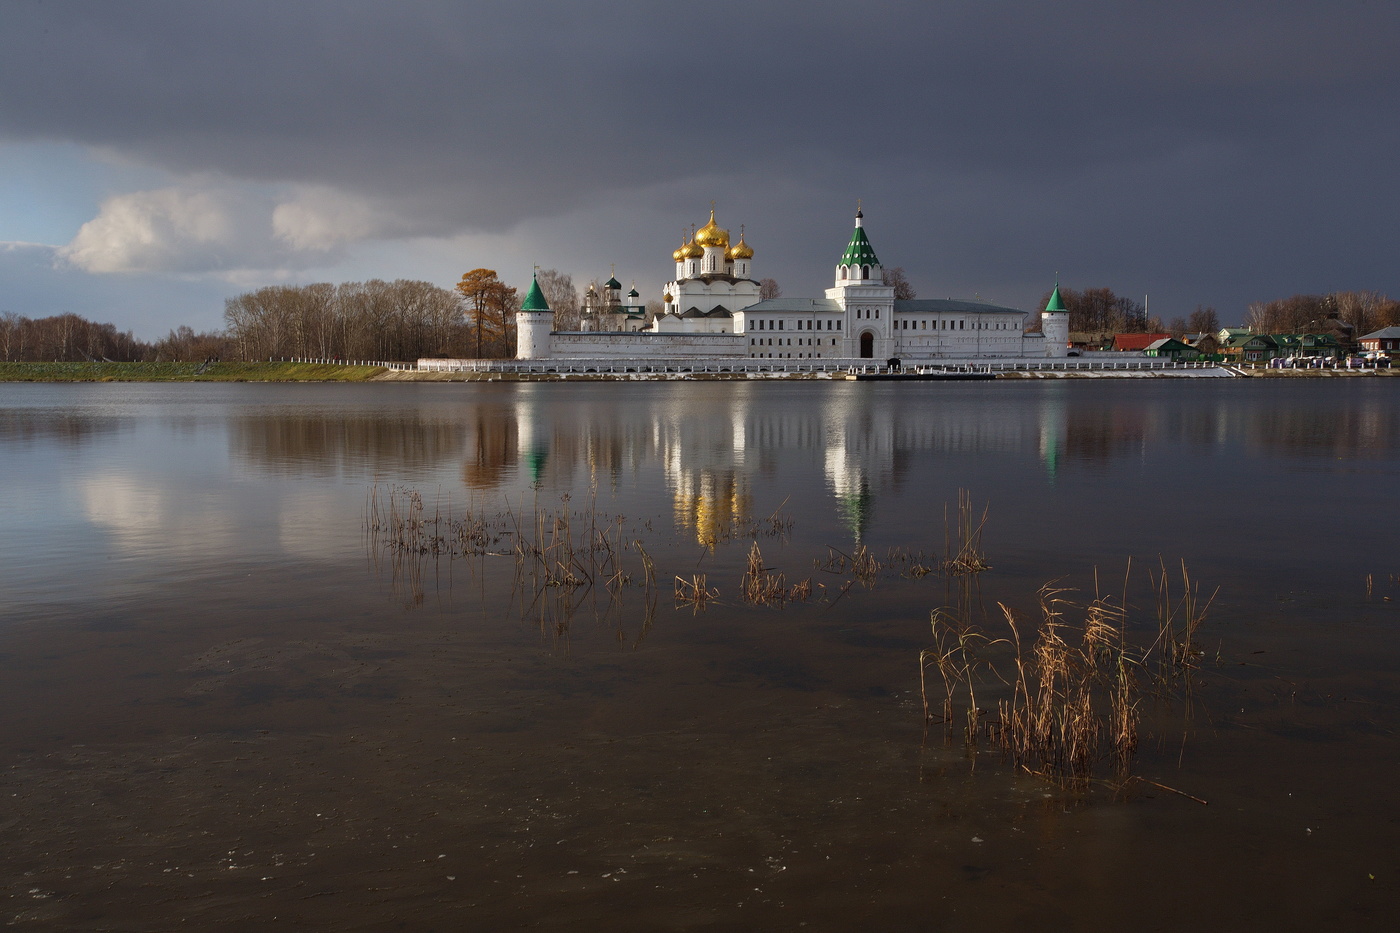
455, 269, 519, 358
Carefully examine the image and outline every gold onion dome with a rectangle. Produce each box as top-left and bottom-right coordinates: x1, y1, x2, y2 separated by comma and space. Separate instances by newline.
672, 241, 688, 262
680, 239, 703, 259
693, 209, 729, 248
727, 234, 754, 260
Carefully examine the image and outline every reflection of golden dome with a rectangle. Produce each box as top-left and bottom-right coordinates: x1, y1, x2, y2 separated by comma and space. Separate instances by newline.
727, 235, 754, 260
694, 209, 729, 249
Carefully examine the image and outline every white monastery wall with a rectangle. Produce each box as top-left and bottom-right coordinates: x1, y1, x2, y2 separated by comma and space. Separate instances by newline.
549, 333, 748, 359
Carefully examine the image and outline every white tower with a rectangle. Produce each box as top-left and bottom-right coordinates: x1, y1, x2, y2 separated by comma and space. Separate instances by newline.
826, 208, 895, 359
515, 272, 553, 360
1041, 282, 1070, 358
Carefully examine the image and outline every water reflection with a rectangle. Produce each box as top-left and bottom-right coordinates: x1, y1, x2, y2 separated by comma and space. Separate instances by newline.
229, 413, 469, 478
9, 381, 1400, 583
0, 410, 122, 446
445, 382, 1400, 547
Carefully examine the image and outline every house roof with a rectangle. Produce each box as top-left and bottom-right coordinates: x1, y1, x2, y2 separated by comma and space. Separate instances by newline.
895, 298, 1026, 316
1113, 333, 1172, 351
740, 297, 1027, 316
743, 298, 842, 313
1360, 326, 1400, 340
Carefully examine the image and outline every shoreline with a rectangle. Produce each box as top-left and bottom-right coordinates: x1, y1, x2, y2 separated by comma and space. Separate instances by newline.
2, 360, 1397, 383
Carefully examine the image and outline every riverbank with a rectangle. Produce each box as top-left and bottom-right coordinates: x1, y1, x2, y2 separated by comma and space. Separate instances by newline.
4, 360, 1398, 382
0, 361, 388, 382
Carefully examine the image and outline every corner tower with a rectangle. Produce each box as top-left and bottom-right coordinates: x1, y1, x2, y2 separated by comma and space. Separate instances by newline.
1041, 282, 1069, 358
516, 272, 553, 360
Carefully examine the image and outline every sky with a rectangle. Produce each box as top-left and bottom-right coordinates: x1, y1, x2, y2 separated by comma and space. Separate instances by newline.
2, 0, 1398, 339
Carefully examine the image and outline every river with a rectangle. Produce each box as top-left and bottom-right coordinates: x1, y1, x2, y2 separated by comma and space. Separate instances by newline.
1, 379, 1396, 930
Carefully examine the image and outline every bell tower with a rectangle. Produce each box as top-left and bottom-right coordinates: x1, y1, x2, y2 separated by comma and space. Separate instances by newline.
826, 206, 895, 359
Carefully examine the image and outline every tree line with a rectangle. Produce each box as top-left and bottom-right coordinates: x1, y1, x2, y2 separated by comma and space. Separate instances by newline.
0, 311, 149, 362
6, 275, 1398, 364
1034, 285, 1400, 342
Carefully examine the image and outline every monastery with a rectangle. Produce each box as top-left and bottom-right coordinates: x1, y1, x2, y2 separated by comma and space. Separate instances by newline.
516, 208, 1069, 362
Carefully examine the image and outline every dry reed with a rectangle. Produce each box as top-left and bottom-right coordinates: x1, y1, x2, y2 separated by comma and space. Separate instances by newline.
923, 564, 1216, 786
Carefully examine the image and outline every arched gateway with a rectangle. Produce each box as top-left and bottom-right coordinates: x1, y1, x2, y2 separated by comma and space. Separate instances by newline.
859, 331, 874, 358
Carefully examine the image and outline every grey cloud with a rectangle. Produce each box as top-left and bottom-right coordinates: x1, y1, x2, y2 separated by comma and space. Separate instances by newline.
2, 0, 1398, 316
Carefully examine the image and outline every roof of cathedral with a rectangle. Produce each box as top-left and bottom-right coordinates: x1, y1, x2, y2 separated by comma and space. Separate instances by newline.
520, 274, 550, 312
839, 218, 880, 268
604, 276, 622, 289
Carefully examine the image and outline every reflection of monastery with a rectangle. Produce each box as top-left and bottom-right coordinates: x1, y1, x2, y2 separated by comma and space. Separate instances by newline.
475, 386, 1071, 545
516, 208, 1069, 362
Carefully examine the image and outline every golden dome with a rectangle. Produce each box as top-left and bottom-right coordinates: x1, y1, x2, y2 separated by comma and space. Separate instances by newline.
693, 208, 729, 249
680, 239, 703, 259
672, 241, 687, 262
727, 233, 754, 260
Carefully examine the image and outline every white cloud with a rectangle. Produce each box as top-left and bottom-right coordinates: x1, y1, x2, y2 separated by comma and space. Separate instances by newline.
272, 186, 385, 251
56, 181, 398, 276
59, 184, 256, 274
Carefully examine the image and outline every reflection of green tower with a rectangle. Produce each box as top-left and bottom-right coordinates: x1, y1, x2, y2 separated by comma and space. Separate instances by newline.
527, 447, 548, 486
515, 383, 550, 488
836, 477, 873, 544
1038, 390, 1065, 484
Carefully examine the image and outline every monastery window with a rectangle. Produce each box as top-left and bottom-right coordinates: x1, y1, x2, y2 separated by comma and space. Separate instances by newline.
960, 320, 965, 330
875, 309, 879, 319
837, 320, 842, 330
778, 319, 784, 330
862, 265, 870, 278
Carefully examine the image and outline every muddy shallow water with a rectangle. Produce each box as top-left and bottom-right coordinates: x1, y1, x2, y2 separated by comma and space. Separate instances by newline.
1, 380, 1397, 930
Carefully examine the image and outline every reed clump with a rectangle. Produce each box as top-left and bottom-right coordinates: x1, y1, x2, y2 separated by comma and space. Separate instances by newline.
922, 563, 1217, 785
675, 573, 717, 610
944, 489, 990, 575
741, 542, 816, 607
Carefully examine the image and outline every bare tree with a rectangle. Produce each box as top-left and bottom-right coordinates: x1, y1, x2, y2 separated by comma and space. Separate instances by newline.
1187, 305, 1220, 335
535, 268, 580, 331
759, 278, 781, 300
881, 267, 916, 300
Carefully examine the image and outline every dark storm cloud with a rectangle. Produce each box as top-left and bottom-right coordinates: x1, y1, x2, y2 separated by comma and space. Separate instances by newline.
3, 0, 1398, 314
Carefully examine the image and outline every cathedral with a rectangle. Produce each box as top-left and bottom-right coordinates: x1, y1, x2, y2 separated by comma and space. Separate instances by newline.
516, 207, 1068, 362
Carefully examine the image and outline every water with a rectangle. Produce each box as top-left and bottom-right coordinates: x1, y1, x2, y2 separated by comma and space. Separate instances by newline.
1, 379, 1397, 930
